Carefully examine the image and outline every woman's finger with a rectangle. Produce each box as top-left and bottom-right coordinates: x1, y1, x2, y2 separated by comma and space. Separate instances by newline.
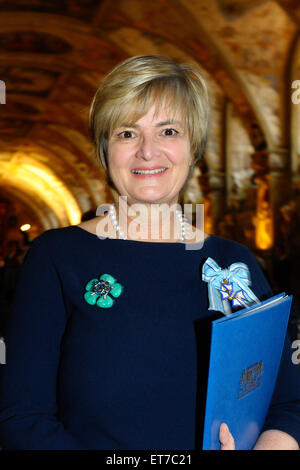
219, 422, 235, 450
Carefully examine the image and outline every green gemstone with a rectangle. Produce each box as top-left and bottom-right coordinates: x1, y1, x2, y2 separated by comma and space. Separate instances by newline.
97, 295, 114, 308
84, 291, 98, 305
110, 283, 123, 298
100, 273, 116, 285
85, 278, 99, 291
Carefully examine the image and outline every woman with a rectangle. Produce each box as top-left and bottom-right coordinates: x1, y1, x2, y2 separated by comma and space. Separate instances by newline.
0, 56, 299, 450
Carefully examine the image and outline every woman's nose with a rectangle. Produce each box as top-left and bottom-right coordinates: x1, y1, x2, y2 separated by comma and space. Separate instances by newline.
136, 134, 160, 160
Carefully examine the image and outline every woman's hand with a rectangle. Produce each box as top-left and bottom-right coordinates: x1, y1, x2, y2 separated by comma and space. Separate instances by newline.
218, 425, 299, 450
253, 430, 299, 450
219, 422, 235, 450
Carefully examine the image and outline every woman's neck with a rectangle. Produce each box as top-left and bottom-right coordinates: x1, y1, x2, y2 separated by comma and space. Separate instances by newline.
114, 200, 184, 242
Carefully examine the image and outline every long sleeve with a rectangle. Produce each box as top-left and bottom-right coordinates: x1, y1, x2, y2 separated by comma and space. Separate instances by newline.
242, 247, 300, 446
0, 232, 85, 449
260, 332, 300, 444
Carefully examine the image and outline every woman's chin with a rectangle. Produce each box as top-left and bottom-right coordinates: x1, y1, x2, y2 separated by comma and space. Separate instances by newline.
129, 192, 175, 205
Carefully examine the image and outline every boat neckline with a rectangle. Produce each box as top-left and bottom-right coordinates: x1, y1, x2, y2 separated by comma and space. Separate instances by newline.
70, 224, 212, 247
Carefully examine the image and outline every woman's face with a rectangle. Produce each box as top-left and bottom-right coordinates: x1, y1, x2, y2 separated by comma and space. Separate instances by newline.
107, 105, 193, 206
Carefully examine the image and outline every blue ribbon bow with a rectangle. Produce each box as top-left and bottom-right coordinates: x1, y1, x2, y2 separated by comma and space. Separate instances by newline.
202, 257, 259, 315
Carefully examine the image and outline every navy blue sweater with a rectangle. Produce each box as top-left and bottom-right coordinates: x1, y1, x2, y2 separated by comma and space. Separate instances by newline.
0, 226, 299, 449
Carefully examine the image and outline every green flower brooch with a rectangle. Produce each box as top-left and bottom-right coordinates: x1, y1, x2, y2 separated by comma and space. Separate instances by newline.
84, 274, 123, 308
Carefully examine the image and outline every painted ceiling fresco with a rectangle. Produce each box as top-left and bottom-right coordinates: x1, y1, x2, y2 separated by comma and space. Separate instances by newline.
0, 0, 299, 239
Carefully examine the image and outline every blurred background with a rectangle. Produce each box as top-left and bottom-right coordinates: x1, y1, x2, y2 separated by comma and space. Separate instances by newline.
0, 0, 300, 340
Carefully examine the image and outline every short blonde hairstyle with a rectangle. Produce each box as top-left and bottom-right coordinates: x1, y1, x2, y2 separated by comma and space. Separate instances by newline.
89, 55, 210, 176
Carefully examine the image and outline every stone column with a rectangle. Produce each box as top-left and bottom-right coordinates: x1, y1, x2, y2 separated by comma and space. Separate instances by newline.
268, 147, 291, 246
209, 170, 226, 235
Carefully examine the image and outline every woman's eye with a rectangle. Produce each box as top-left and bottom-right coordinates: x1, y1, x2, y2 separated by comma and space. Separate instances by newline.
162, 128, 178, 136
119, 130, 134, 139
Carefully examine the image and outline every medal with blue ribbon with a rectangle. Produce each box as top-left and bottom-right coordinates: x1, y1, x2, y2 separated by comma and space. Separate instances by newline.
202, 257, 259, 315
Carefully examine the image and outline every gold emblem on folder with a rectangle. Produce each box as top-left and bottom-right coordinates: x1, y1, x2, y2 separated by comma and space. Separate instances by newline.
238, 360, 263, 399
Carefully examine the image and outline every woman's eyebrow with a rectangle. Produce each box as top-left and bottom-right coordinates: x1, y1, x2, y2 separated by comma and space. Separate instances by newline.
117, 120, 182, 129
155, 120, 182, 127
117, 123, 138, 129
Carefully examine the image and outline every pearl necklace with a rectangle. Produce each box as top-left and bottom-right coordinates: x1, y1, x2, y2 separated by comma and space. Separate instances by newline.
108, 204, 187, 242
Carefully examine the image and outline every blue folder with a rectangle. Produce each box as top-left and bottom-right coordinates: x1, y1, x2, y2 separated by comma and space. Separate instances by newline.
202, 293, 292, 450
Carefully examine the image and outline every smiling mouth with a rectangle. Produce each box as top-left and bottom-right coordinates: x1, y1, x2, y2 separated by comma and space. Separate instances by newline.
131, 167, 167, 175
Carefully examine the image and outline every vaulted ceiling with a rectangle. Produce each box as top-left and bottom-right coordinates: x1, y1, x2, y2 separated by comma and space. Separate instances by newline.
0, 0, 299, 245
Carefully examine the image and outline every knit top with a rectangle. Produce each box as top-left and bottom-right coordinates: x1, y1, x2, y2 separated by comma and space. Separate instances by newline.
0, 226, 299, 449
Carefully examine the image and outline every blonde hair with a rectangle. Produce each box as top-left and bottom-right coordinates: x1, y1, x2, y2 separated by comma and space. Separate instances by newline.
89, 55, 210, 179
